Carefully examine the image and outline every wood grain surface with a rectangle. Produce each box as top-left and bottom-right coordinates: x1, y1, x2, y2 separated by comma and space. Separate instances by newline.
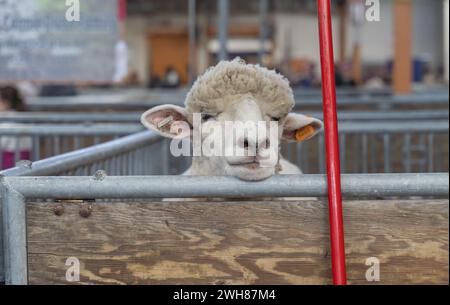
26, 199, 449, 285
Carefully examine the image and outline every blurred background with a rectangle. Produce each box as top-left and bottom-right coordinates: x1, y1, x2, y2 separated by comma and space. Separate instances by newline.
123, 0, 448, 90
0, 0, 448, 176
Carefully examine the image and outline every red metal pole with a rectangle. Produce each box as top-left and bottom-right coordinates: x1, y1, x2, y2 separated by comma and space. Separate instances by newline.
118, 0, 127, 22
317, 0, 347, 285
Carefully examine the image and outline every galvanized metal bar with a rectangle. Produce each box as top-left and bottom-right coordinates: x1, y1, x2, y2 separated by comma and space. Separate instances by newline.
14, 137, 20, 164
383, 134, 391, 173
145, 144, 153, 175
188, 0, 196, 84
337, 121, 448, 134
0, 124, 143, 136
6, 174, 449, 199
32, 136, 40, 161
404, 134, 412, 173
217, 0, 229, 61
122, 153, 127, 175
1, 178, 27, 285
1, 110, 448, 123
415, 135, 424, 172
25, 91, 448, 111
0, 112, 142, 123
296, 94, 449, 107
370, 136, 376, 172
114, 155, 120, 175
44, 137, 52, 159
318, 135, 325, 174
127, 151, 132, 175
258, 0, 269, 64
135, 149, 141, 175
362, 134, 368, 173
287, 142, 298, 164
53, 136, 61, 156
161, 139, 169, 175
0, 137, 3, 170
301, 142, 309, 173
74, 136, 81, 150
61, 136, 69, 154
428, 133, 434, 172
339, 135, 346, 173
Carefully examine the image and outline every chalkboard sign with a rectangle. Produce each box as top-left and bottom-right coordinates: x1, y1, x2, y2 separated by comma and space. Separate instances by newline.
0, 0, 118, 83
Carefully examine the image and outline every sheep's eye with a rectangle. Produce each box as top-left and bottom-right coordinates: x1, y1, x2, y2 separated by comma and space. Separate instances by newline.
201, 113, 214, 121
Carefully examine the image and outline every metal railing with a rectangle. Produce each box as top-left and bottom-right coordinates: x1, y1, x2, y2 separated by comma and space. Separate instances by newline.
285, 120, 449, 174
26, 92, 449, 111
1, 120, 448, 175
0, 123, 143, 169
0, 130, 174, 177
1, 110, 448, 124
1, 173, 449, 284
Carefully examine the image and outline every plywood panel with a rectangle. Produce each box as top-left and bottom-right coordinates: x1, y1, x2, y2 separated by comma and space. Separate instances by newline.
27, 199, 448, 285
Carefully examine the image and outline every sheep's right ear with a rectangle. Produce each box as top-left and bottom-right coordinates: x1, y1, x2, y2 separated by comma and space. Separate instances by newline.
141, 105, 192, 139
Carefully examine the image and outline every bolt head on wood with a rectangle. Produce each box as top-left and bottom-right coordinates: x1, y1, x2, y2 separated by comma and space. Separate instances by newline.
53, 205, 65, 216
79, 205, 92, 218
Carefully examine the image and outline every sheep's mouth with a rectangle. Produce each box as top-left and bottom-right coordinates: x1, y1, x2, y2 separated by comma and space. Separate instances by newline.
229, 164, 274, 181
228, 161, 260, 169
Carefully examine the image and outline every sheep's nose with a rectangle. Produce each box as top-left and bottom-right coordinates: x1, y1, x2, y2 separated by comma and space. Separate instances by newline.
238, 136, 270, 152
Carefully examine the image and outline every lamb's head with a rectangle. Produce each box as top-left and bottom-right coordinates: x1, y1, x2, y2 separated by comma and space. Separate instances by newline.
142, 58, 323, 181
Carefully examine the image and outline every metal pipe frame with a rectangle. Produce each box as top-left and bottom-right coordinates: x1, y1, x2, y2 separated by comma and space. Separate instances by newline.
1, 131, 160, 176
317, 0, 346, 284
0, 173, 448, 284
0, 121, 448, 136
0, 122, 448, 177
1, 110, 448, 123
0, 112, 143, 123
0, 123, 142, 136
258, 0, 269, 64
217, 0, 229, 61
27, 86, 447, 102
337, 121, 449, 134
188, 0, 196, 85
26, 93, 449, 110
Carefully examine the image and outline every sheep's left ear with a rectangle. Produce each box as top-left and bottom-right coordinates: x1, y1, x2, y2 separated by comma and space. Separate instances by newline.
282, 113, 323, 142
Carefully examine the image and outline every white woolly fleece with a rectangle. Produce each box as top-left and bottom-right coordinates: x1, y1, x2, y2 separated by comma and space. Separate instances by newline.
185, 58, 295, 119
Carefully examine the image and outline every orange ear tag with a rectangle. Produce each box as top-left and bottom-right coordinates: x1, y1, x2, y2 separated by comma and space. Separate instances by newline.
295, 125, 315, 141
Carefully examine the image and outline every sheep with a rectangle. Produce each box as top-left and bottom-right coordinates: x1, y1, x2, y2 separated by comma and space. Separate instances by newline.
141, 58, 323, 199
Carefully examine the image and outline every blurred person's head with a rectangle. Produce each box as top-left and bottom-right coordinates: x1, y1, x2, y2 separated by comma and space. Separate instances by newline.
0, 85, 26, 112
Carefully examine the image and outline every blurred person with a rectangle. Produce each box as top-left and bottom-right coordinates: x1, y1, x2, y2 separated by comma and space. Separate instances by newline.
0, 85, 32, 170
0, 85, 26, 111
162, 66, 180, 88
113, 39, 129, 83
16, 81, 39, 98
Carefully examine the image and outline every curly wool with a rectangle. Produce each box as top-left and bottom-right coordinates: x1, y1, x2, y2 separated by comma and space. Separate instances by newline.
185, 58, 295, 118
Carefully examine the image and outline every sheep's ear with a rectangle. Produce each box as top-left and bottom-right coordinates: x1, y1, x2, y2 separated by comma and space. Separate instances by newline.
282, 113, 323, 142
141, 104, 192, 139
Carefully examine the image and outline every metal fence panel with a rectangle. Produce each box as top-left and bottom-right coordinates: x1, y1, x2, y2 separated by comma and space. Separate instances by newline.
1, 110, 448, 123
1, 173, 449, 284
